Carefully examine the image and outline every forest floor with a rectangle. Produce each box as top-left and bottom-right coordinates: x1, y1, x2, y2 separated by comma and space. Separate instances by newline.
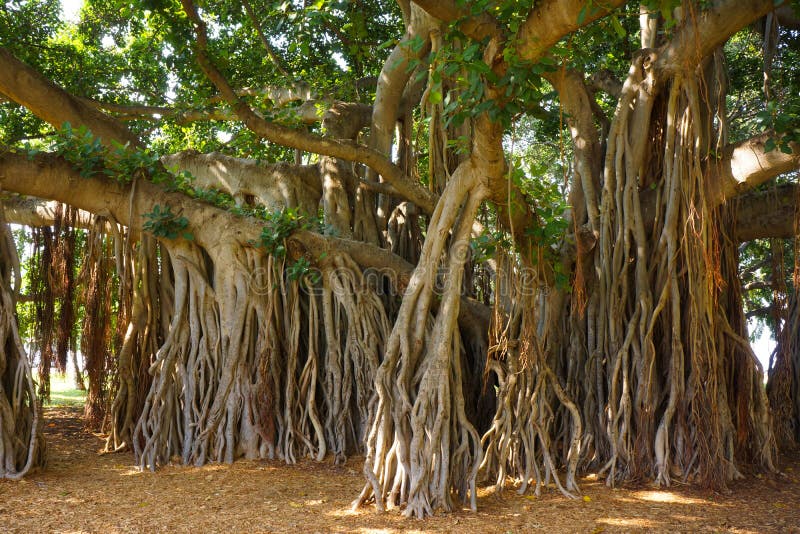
1, 405, 799, 533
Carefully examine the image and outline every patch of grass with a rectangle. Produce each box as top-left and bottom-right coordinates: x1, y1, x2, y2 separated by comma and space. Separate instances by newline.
46, 373, 86, 407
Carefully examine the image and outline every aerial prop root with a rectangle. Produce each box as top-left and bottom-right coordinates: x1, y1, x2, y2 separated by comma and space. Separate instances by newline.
479, 257, 582, 499
356, 164, 486, 518
0, 204, 45, 479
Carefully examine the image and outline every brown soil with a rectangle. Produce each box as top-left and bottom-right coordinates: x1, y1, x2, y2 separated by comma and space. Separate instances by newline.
1, 406, 799, 533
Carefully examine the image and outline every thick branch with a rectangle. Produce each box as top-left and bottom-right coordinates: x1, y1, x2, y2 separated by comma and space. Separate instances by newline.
547, 68, 602, 228
642, 132, 799, 226
516, 0, 628, 63
0, 47, 141, 148
412, 0, 504, 41
775, 4, 800, 29
735, 184, 799, 242
655, 0, 776, 77
1, 196, 95, 228
180, 0, 437, 214
413, 0, 628, 66
160, 150, 322, 215
0, 151, 431, 289
368, 5, 437, 179
708, 134, 800, 205
471, 112, 538, 266
0, 149, 490, 327
589, 69, 622, 98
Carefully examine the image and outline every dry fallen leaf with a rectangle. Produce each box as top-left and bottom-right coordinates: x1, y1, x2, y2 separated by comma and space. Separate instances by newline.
7, 406, 800, 533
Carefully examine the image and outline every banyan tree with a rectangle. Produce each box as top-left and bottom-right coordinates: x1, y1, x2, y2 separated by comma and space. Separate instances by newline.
1, 0, 800, 518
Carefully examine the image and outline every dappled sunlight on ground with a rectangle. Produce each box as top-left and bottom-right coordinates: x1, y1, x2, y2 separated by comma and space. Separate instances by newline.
326, 507, 361, 518
630, 489, 709, 505
1, 407, 799, 533
596, 516, 658, 528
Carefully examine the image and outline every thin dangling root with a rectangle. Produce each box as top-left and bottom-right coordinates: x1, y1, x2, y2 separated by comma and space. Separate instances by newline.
480, 253, 582, 499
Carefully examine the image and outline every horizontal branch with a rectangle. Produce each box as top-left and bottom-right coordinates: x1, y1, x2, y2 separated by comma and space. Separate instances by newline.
742, 280, 772, 292
1, 196, 95, 228
0, 150, 489, 327
160, 150, 322, 215
0, 47, 141, 148
0, 150, 405, 276
734, 183, 798, 242
180, 0, 437, 215
83, 100, 236, 123
775, 4, 800, 30
708, 133, 800, 205
746, 305, 773, 320
655, 0, 776, 78
639, 133, 798, 237
81, 85, 326, 125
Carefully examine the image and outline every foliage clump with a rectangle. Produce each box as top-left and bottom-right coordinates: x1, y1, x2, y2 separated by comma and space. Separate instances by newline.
142, 205, 192, 241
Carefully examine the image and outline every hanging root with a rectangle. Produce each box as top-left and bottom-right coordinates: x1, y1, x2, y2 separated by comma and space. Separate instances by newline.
321, 252, 390, 463
105, 235, 161, 453
356, 165, 486, 518
768, 291, 800, 448
81, 217, 115, 431
480, 253, 582, 499
0, 204, 45, 479
126, 227, 388, 471
575, 49, 777, 489
134, 239, 227, 468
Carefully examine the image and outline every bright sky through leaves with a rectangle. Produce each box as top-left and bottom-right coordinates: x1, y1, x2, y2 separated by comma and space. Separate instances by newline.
60, 0, 81, 22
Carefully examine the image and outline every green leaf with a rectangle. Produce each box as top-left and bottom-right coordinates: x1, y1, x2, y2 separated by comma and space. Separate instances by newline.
611, 16, 626, 38
576, 4, 588, 25
377, 38, 396, 51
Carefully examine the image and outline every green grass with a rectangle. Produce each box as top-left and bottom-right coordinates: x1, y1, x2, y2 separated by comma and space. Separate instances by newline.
45, 373, 86, 407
